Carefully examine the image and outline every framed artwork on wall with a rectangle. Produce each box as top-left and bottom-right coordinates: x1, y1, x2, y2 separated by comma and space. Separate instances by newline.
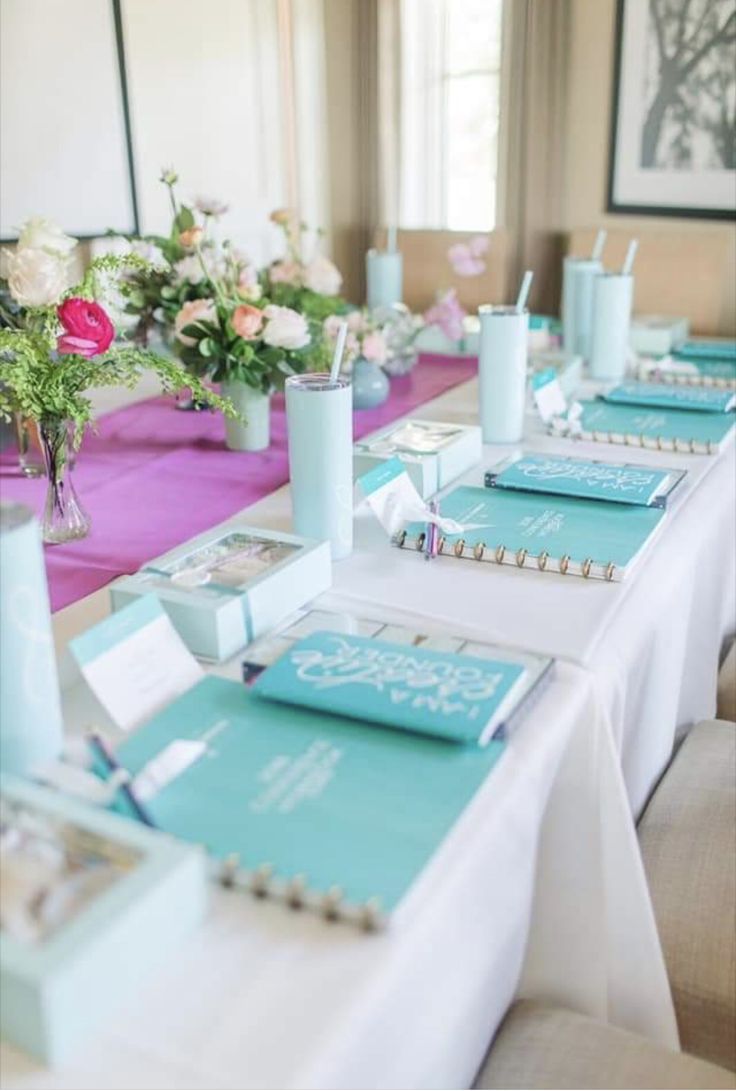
607, 0, 736, 220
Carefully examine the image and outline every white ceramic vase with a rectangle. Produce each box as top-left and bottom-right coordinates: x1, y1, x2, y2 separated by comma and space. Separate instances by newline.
221, 380, 271, 452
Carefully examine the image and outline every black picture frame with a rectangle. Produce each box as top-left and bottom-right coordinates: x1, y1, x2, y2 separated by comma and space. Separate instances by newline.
607, 0, 736, 221
0, 0, 139, 243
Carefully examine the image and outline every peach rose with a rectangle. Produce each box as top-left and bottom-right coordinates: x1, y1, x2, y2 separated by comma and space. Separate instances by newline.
231, 304, 264, 341
179, 226, 204, 249
174, 298, 216, 345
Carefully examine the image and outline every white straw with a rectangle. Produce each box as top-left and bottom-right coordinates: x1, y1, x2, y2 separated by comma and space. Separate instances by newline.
386, 225, 398, 253
622, 239, 638, 276
329, 320, 348, 385
515, 269, 534, 313
591, 228, 607, 262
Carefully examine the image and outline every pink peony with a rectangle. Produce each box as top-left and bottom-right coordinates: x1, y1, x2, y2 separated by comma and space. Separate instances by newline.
447, 234, 489, 277
362, 330, 388, 364
231, 304, 264, 341
56, 298, 115, 357
268, 260, 301, 286
174, 298, 216, 345
424, 289, 466, 342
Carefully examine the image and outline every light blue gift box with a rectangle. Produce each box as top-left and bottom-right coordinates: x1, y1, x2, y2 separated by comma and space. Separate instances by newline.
109, 525, 332, 662
415, 316, 480, 357
0, 775, 207, 1066
353, 420, 482, 499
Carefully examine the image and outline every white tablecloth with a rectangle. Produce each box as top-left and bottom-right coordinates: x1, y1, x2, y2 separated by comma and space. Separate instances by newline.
1, 599, 676, 1090
6, 370, 729, 1087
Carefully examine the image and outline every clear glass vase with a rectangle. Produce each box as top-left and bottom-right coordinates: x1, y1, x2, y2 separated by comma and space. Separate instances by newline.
39, 419, 91, 544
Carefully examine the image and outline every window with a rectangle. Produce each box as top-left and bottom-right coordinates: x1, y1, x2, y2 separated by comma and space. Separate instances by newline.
399, 0, 503, 231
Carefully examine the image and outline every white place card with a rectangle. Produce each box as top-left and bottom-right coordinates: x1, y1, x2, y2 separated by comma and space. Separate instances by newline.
68, 594, 203, 732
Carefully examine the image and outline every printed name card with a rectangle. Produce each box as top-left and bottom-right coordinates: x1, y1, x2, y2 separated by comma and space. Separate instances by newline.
69, 595, 203, 731
531, 368, 567, 423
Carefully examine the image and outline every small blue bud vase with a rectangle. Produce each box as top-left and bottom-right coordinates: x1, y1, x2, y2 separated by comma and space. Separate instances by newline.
351, 356, 390, 409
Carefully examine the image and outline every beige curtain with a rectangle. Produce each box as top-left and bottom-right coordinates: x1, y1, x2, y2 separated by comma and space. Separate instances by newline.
498, 0, 571, 313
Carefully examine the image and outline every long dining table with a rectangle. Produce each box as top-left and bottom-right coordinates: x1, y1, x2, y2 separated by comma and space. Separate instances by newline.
2, 358, 734, 1089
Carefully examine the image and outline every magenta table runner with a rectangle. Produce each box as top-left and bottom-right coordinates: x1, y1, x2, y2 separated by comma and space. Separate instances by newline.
0, 354, 477, 612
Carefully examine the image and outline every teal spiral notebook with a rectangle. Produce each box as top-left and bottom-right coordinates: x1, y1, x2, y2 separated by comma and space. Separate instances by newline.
252, 630, 527, 746
112, 675, 505, 927
576, 399, 735, 453
485, 453, 683, 508
602, 382, 735, 414
396, 484, 666, 581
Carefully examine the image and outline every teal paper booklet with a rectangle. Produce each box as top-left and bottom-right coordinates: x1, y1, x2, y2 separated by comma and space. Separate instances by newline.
575, 399, 735, 453
485, 453, 685, 508
602, 381, 735, 413
112, 674, 506, 927
252, 630, 527, 746
395, 484, 666, 581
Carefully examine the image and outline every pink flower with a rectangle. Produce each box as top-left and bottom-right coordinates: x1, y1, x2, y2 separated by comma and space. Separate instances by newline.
424, 289, 467, 342
362, 330, 388, 364
268, 260, 301, 286
447, 234, 489, 277
56, 298, 115, 357
236, 265, 261, 301
174, 298, 216, 345
179, 226, 204, 249
230, 304, 264, 341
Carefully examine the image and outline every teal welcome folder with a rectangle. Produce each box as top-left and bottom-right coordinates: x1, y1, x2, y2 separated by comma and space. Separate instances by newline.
602, 381, 735, 413
252, 630, 527, 745
397, 484, 666, 581
113, 675, 505, 925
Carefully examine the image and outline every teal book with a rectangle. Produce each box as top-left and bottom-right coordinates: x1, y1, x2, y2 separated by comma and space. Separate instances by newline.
485, 453, 683, 508
251, 630, 528, 746
112, 675, 505, 925
603, 381, 735, 414
397, 484, 666, 581
674, 339, 736, 362
577, 399, 735, 453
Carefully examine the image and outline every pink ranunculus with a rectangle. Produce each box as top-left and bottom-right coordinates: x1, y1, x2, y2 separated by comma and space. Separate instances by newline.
447, 235, 489, 277
231, 304, 264, 341
361, 330, 388, 364
268, 260, 301, 286
423, 289, 467, 342
56, 298, 115, 357
174, 298, 216, 345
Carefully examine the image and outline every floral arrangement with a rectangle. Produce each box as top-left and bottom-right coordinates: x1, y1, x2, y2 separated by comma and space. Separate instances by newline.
0, 219, 235, 540
108, 169, 260, 348
262, 210, 348, 323
322, 310, 389, 369
172, 247, 331, 394
422, 234, 490, 342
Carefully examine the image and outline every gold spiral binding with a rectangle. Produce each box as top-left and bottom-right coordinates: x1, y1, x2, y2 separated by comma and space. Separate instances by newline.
516, 548, 527, 567
537, 550, 549, 571
359, 897, 383, 932
396, 530, 406, 548
582, 558, 593, 579
707, 440, 713, 454
605, 562, 616, 581
656, 435, 663, 450
559, 554, 570, 575
438, 536, 446, 554
321, 885, 344, 920
287, 874, 308, 908
416, 532, 426, 551
689, 439, 695, 453
220, 854, 239, 888
250, 863, 273, 897
454, 538, 465, 557
495, 544, 506, 564
473, 542, 485, 561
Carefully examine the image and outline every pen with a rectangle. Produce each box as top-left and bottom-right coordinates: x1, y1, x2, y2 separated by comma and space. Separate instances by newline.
87, 731, 155, 828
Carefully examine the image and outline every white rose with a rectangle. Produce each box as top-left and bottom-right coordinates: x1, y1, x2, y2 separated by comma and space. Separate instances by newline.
7, 248, 69, 307
303, 255, 342, 296
263, 304, 310, 350
173, 255, 205, 285
17, 216, 77, 257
